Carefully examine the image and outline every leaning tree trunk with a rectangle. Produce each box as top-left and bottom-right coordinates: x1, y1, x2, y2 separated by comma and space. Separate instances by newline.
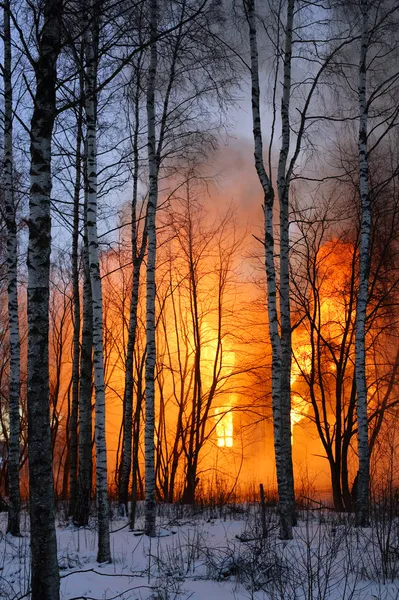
85, 6, 111, 561
245, 0, 292, 540
69, 82, 83, 518
3, 0, 20, 537
355, 0, 370, 528
27, 0, 62, 597
277, 0, 296, 527
144, 0, 158, 538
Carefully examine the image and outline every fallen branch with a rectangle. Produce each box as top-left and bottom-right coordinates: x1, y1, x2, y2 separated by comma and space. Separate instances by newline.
67, 586, 152, 600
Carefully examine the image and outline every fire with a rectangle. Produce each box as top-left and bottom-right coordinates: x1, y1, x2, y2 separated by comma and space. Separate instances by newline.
201, 322, 236, 449
291, 341, 312, 435
290, 240, 355, 437
214, 406, 233, 447
290, 394, 308, 434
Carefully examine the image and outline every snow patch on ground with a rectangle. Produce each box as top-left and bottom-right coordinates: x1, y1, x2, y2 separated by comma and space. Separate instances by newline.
1, 505, 399, 599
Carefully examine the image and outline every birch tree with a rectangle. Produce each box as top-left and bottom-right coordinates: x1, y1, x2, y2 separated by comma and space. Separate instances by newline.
3, 0, 20, 537
26, 0, 62, 596
355, 0, 371, 527
244, 0, 294, 539
118, 51, 148, 515
302, 0, 399, 520
243, 0, 369, 535
144, 0, 158, 538
142, 0, 224, 535
69, 68, 84, 518
74, 181, 94, 527
276, 0, 296, 525
85, 0, 111, 561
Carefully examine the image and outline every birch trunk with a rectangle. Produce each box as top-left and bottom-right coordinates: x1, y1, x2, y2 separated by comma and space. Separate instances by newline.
119, 234, 147, 509
27, 0, 62, 597
69, 85, 83, 518
144, 0, 158, 538
3, 0, 20, 537
246, 0, 292, 539
355, 0, 370, 527
119, 223, 146, 511
130, 356, 145, 530
74, 198, 93, 527
277, 0, 296, 526
85, 6, 111, 560
119, 61, 147, 511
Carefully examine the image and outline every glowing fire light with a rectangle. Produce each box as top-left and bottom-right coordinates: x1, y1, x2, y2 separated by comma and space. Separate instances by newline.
214, 406, 233, 447
201, 322, 236, 448
289, 240, 354, 440
290, 343, 312, 438
290, 393, 308, 436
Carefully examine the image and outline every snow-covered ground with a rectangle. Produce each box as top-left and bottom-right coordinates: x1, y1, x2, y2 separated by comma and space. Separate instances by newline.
2, 503, 399, 599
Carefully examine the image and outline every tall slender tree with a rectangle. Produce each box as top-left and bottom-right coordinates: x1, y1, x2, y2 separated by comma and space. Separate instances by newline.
3, 0, 21, 538
118, 51, 148, 515
85, 0, 111, 561
355, 0, 371, 527
144, 0, 158, 538
244, 0, 294, 539
74, 170, 94, 527
69, 66, 84, 518
277, 0, 296, 525
244, 0, 366, 535
27, 0, 63, 596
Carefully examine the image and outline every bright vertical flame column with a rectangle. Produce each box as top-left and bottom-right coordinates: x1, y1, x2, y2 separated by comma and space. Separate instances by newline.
214, 406, 233, 447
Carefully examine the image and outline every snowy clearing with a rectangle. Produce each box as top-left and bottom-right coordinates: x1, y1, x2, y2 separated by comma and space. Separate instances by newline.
2, 504, 399, 600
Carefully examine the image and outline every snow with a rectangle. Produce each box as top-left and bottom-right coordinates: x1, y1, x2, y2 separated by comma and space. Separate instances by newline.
1, 504, 399, 599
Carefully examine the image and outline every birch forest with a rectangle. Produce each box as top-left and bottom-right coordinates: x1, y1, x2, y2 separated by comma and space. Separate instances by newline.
1, 1, 399, 599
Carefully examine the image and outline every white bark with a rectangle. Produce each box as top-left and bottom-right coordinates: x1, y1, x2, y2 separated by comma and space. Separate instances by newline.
145, 0, 158, 538
119, 59, 147, 512
69, 82, 83, 518
27, 1, 62, 597
74, 205, 93, 527
277, 0, 296, 526
85, 5, 111, 561
245, 0, 293, 539
355, 0, 370, 527
3, 0, 20, 537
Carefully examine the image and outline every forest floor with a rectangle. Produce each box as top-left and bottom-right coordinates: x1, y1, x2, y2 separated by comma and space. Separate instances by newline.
1, 502, 399, 599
